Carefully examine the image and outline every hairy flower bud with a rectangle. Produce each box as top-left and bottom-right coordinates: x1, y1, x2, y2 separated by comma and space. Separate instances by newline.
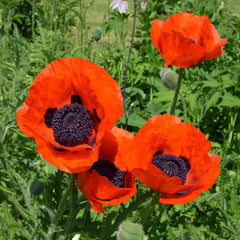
29, 179, 46, 196
92, 27, 102, 42
117, 221, 148, 240
160, 68, 178, 90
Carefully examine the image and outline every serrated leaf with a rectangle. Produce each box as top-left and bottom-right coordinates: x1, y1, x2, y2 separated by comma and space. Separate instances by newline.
219, 92, 240, 107
153, 90, 174, 102
127, 112, 147, 128
204, 92, 221, 112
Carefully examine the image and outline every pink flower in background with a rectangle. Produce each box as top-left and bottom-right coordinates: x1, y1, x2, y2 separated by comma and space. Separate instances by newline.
141, 1, 147, 12
109, 0, 129, 14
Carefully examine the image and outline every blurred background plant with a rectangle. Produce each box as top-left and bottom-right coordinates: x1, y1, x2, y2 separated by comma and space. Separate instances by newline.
0, 0, 239, 239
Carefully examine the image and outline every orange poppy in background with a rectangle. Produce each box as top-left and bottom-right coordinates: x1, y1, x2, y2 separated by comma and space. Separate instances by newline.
76, 127, 137, 213
17, 58, 123, 173
151, 12, 227, 68
127, 114, 221, 204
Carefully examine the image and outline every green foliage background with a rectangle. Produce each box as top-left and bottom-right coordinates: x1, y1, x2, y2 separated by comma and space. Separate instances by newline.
0, 0, 239, 239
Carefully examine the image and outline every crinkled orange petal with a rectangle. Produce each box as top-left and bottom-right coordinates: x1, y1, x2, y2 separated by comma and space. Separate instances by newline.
71, 59, 124, 142
159, 154, 221, 204
35, 137, 99, 173
103, 127, 134, 170
76, 170, 136, 214
76, 127, 136, 213
95, 127, 134, 167
16, 104, 34, 138
127, 114, 181, 171
150, 19, 163, 53
151, 12, 227, 68
163, 123, 212, 181
129, 114, 221, 204
16, 58, 123, 172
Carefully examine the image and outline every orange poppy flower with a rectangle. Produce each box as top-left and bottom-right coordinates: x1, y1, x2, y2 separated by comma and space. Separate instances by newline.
76, 127, 137, 213
127, 114, 221, 204
17, 58, 123, 173
151, 12, 227, 68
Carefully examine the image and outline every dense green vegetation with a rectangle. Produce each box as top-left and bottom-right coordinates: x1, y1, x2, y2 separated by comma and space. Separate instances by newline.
0, 0, 239, 239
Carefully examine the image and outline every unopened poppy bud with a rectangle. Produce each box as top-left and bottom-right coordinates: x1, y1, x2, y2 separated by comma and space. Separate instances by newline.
92, 27, 102, 42
117, 221, 148, 240
30, 179, 46, 196
160, 68, 178, 90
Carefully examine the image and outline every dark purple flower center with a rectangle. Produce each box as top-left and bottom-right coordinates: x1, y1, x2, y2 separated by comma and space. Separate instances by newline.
44, 95, 94, 147
152, 151, 191, 184
89, 159, 126, 188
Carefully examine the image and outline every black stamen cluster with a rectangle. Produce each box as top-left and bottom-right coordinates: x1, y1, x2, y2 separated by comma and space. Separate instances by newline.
44, 95, 94, 147
152, 151, 191, 184
51, 103, 93, 147
89, 159, 126, 188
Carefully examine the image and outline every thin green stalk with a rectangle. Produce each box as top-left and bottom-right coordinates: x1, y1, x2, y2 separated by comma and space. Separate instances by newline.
101, 190, 154, 240
139, 192, 160, 224
46, 173, 76, 240
179, 90, 188, 122
148, 204, 172, 236
170, 68, 184, 115
227, 112, 238, 146
53, 173, 75, 225
63, 178, 79, 234
123, 0, 137, 129
93, 41, 98, 63
32, 0, 35, 40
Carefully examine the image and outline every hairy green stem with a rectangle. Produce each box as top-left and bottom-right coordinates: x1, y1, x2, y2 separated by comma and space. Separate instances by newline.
170, 68, 184, 115
46, 173, 76, 240
139, 192, 160, 224
101, 190, 154, 240
179, 90, 188, 122
93, 40, 98, 63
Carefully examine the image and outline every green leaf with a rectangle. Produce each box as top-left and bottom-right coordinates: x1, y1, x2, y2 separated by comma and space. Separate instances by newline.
127, 112, 147, 128
219, 92, 240, 107
204, 92, 222, 112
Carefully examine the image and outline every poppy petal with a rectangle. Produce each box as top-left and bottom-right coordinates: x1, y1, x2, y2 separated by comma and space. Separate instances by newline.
128, 114, 221, 204
159, 154, 221, 204
151, 12, 227, 68
127, 114, 182, 171
35, 137, 99, 172
150, 19, 163, 53
76, 127, 136, 213
17, 58, 123, 172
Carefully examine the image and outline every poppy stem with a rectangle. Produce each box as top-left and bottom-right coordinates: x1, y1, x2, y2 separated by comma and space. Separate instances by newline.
46, 173, 76, 240
93, 40, 98, 63
170, 68, 184, 115
123, 0, 137, 130
139, 192, 160, 224
179, 90, 188, 122
100, 189, 154, 240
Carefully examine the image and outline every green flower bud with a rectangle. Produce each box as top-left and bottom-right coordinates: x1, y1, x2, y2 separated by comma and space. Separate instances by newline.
92, 27, 102, 42
117, 221, 148, 240
160, 68, 178, 90
29, 179, 46, 196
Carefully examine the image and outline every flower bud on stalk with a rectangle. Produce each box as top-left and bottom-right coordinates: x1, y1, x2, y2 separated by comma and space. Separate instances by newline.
160, 69, 178, 90
117, 221, 148, 240
92, 27, 102, 42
